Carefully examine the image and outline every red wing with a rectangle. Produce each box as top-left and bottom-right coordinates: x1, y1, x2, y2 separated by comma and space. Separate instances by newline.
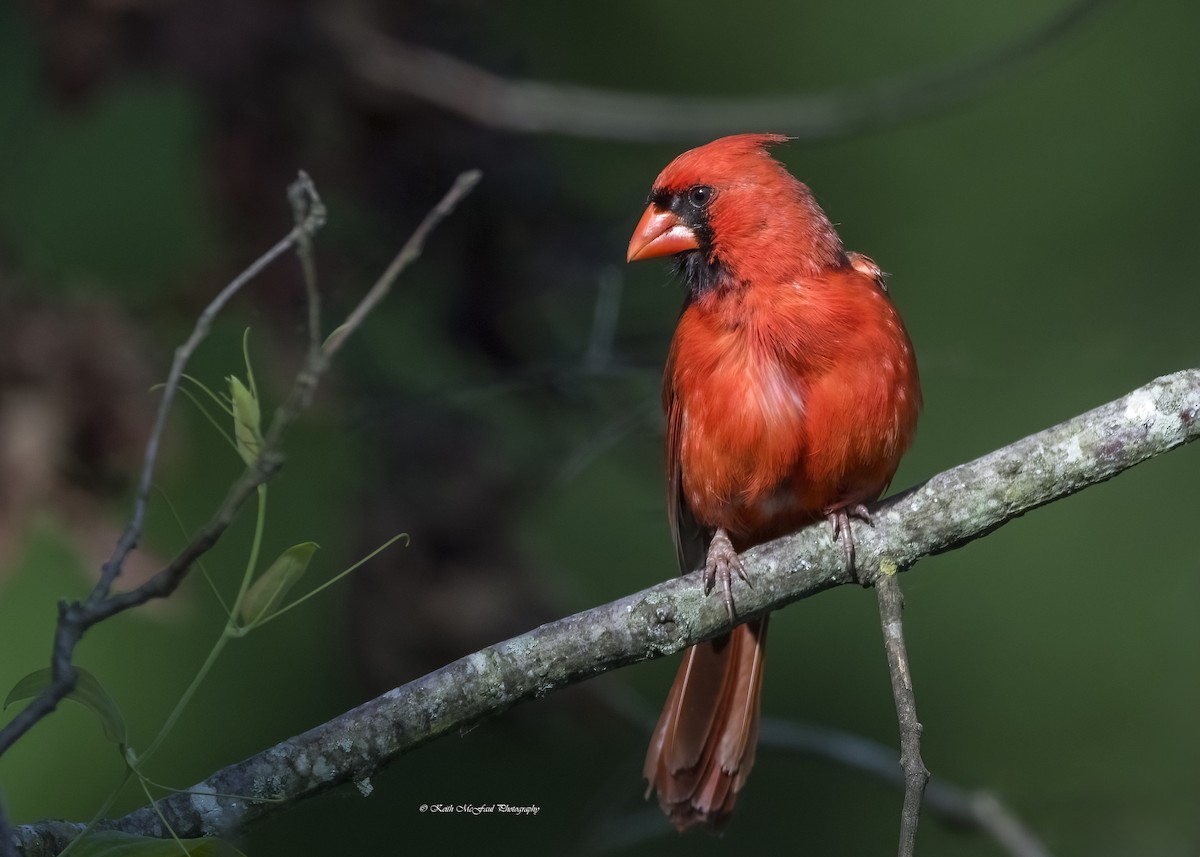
664, 362, 708, 577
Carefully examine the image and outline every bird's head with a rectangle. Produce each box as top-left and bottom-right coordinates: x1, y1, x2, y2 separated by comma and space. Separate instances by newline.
627, 134, 844, 295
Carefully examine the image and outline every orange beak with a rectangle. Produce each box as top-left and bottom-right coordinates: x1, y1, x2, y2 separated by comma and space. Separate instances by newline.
626, 205, 700, 262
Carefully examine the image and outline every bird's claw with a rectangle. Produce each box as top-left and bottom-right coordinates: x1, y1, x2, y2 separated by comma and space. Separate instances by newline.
828, 503, 873, 584
703, 529, 748, 620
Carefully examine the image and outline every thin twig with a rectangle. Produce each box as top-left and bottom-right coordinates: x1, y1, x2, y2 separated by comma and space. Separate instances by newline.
0, 178, 327, 857
969, 794, 1053, 857
289, 170, 327, 365
0, 203, 320, 763
0, 171, 478, 798
321, 170, 482, 358
583, 268, 623, 373
12, 369, 1197, 854
320, 0, 1111, 142
760, 719, 1052, 857
94, 229, 308, 602
874, 572, 929, 857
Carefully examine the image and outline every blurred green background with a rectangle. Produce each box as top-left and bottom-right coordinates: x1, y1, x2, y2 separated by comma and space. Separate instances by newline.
0, 0, 1197, 855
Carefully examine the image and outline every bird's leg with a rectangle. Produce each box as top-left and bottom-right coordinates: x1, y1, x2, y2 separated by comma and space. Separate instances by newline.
827, 503, 873, 584
704, 528, 749, 621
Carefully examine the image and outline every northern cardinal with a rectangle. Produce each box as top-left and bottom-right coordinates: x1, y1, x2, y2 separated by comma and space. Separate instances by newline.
626, 134, 921, 831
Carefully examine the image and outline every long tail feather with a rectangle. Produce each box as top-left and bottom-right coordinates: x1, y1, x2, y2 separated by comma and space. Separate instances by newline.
643, 616, 769, 831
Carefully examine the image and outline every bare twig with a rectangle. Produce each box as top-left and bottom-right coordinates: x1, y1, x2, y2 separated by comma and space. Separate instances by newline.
0, 172, 480, 851
0, 185, 325, 764
582, 269, 623, 374
760, 719, 1051, 857
12, 368, 1198, 855
874, 572, 929, 857
321, 170, 481, 358
289, 170, 327, 364
321, 0, 1111, 142
968, 794, 1053, 857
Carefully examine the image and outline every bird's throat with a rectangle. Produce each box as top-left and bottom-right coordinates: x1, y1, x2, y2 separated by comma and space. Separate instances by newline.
676, 250, 734, 301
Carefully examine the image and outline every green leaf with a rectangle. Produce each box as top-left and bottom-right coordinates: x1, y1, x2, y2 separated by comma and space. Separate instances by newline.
227, 374, 262, 467
68, 830, 242, 857
4, 666, 127, 746
239, 542, 319, 626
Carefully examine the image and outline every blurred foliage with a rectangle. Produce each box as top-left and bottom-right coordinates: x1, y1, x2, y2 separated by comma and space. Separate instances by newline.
0, 0, 1197, 856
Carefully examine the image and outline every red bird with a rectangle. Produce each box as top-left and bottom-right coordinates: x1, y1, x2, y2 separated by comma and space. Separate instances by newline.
627, 134, 921, 831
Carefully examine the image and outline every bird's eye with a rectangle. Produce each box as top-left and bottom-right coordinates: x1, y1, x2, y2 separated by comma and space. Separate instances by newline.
687, 185, 715, 209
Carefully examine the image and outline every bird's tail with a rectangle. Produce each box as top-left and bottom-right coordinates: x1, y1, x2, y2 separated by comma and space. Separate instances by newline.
643, 616, 769, 831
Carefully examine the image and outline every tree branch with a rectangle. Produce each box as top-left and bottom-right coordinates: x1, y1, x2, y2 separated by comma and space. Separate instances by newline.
320, 0, 1111, 142
12, 368, 1198, 855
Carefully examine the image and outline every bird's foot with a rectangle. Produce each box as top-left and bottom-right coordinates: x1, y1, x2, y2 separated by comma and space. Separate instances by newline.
827, 503, 873, 584
703, 528, 749, 620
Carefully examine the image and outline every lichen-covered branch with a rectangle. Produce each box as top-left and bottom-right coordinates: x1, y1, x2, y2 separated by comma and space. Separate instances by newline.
12, 368, 1198, 855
